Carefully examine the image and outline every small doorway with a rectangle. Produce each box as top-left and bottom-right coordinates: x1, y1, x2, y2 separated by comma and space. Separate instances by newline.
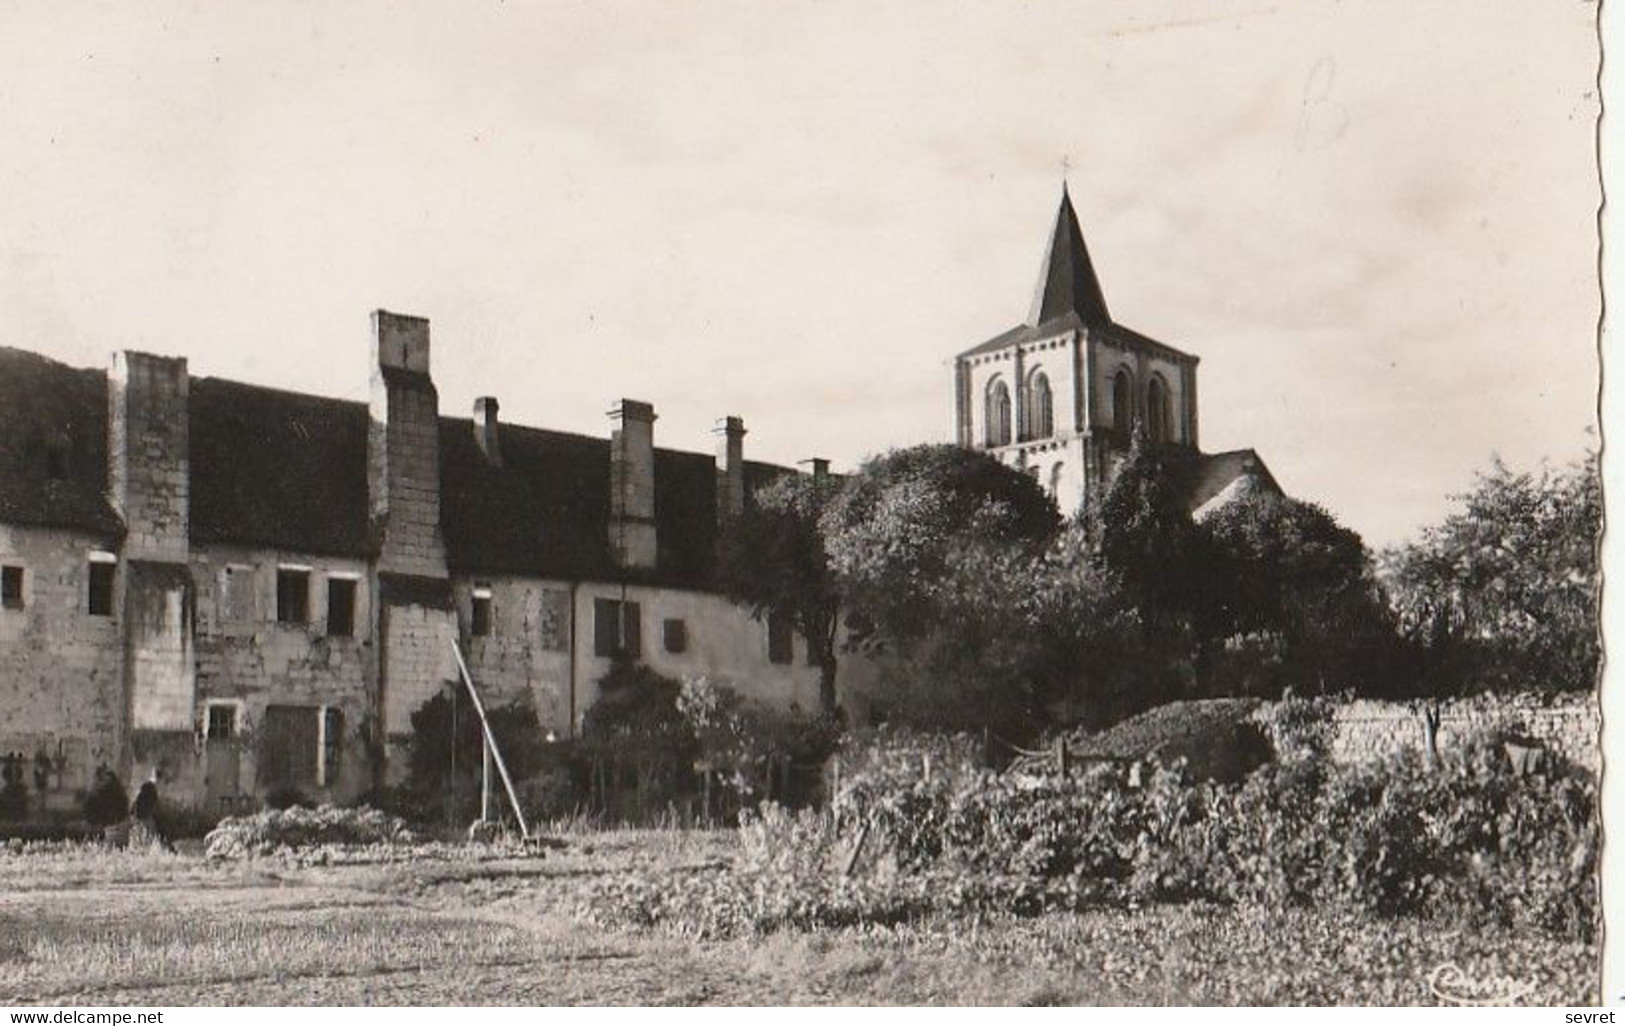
204, 702, 243, 810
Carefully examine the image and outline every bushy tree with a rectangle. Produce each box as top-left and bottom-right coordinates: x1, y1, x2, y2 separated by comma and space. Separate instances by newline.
579, 661, 695, 820
718, 471, 844, 715
1090, 432, 1206, 623
818, 445, 1063, 736
1380, 453, 1600, 693
1201, 490, 1406, 696
822, 444, 1061, 650
1077, 434, 1210, 708
678, 674, 838, 812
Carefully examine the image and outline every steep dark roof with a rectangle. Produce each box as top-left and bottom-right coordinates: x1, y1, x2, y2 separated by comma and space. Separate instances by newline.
439, 419, 611, 579
1028, 185, 1110, 328
190, 378, 371, 557
956, 191, 1196, 364
0, 347, 121, 538
438, 419, 793, 587
2, 347, 804, 587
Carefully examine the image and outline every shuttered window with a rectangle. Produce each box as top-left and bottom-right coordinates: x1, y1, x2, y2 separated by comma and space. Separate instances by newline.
593, 598, 642, 658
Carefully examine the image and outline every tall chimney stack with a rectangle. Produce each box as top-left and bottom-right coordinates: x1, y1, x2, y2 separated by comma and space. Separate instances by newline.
714, 415, 746, 524
608, 399, 658, 571
368, 310, 447, 579
473, 396, 501, 466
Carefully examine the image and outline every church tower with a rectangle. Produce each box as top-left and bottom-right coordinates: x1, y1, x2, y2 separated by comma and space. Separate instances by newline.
954, 185, 1204, 514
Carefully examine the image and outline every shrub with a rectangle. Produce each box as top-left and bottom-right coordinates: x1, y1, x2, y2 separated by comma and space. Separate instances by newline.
577, 730, 1598, 943
517, 763, 582, 823
407, 689, 564, 824
680, 674, 840, 817
83, 767, 129, 828
204, 804, 417, 859
1253, 694, 1338, 762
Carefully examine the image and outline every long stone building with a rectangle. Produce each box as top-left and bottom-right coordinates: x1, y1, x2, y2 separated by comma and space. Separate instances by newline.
0, 311, 858, 815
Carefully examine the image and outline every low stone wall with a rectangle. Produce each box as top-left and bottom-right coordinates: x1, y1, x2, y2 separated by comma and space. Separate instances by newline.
1328, 695, 1599, 772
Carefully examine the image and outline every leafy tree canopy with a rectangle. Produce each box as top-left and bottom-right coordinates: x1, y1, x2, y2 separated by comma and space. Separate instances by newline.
1380, 452, 1599, 693
822, 444, 1060, 650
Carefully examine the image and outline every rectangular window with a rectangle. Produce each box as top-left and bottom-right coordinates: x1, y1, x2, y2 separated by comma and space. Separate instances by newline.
1, 565, 22, 610
767, 612, 794, 665
276, 568, 310, 624
87, 559, 115, 616
593, 598, 642, 658
470, 586, 493, 638
206, 703, 238, 740
326, 577, 357, 637
663, 618, 687, 654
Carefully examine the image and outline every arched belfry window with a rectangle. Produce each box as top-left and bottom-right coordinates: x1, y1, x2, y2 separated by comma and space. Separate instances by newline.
1024, 370, 1054, 440
984, 378, 1012, 448
1112, 370, 1134, 436
1147, 376, 1171, 445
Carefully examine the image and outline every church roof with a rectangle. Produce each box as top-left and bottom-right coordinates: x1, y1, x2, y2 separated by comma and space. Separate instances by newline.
0, 346, 798, 589
1169, 448, 1282, 515
1028, 184, 1111, 328
956, 187, 1194, 364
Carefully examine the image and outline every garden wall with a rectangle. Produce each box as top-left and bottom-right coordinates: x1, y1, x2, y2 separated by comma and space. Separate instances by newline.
1328, 695, 1599, 772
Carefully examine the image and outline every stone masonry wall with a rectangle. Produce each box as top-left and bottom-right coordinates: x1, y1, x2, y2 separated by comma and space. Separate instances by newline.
0, 525, 123, 813
1329, 695, 1599, 772
381, 600, 460, 738
189, 545, 374, 807
456, 576, 572, 734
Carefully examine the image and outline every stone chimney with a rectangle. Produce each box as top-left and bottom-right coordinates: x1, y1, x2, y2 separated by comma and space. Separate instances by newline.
368, 310, 447, 578
608, 399, 657, 571
807, 457, 831, 486
108, 351, 190, 563
108, 350, 196, 736
714, 415, 746, 524
473, 396, 501, 466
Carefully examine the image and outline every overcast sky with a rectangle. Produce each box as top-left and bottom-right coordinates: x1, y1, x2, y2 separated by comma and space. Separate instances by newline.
0, 1, 1599, 547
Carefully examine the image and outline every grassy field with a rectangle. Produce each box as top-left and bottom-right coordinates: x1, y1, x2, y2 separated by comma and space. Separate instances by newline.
0, 831, 1597, 1005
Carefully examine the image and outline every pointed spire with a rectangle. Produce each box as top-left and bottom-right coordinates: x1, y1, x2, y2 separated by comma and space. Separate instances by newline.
1027, 183, 1110, 328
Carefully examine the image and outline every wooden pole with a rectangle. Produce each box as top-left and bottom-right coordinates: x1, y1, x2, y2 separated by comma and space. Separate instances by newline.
450, 641, 531, 840
843, 821, 871, 877
1057, 736, 1070, 777
481, 731, 493, 823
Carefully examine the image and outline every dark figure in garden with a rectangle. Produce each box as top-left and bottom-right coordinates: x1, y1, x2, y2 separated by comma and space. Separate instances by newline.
84, 765, 129, 828
130, 773, 174, 852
